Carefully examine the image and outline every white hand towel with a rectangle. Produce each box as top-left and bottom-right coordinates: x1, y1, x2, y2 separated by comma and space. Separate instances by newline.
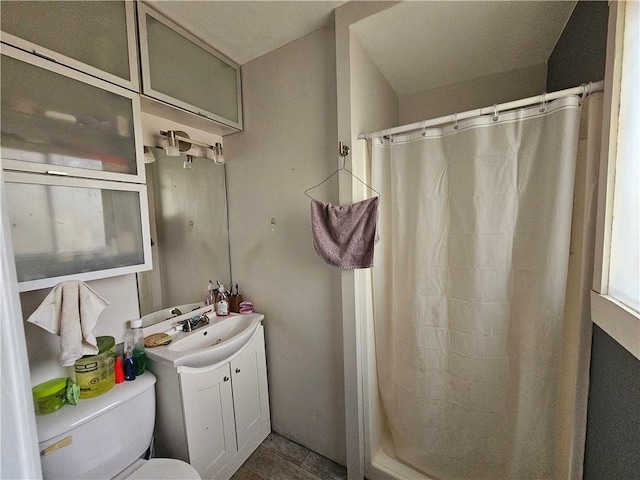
27, 281, 110, 367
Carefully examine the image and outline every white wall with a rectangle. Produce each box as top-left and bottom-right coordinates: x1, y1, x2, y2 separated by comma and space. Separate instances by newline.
349, 32, 400, 463
224, 26, 346, 464
350, 36, 399, 138
399, 63, 547, 124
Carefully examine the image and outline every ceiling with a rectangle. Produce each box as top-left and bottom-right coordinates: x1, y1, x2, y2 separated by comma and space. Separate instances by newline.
147, 1, 576, 96
147, 1, 346, 65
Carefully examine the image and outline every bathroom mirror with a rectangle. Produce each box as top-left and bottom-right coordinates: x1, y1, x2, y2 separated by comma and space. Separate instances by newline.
136, 148, 231, 317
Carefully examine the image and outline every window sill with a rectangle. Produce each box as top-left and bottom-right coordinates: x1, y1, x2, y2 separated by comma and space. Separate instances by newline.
591, 291, 640, 360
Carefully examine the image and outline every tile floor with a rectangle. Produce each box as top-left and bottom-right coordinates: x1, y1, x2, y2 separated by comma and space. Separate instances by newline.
231, 433, 347, 480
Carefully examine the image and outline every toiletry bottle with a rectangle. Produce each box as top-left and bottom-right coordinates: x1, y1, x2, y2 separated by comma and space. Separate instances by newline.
123, 349, 136, 381
216, 284, 229, 316
205, 280, 215, 306
114, 356, 125, 384
124, 319, 146, 376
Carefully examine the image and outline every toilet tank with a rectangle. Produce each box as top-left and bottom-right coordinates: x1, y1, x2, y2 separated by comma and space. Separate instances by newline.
36, 371, 157, 480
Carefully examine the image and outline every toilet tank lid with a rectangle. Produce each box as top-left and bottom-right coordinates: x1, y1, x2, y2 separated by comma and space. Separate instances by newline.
36, 371, 156, 443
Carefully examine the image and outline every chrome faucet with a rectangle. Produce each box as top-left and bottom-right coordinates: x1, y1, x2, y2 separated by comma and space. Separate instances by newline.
165, 307, 185, 322
180, 314, 210, 332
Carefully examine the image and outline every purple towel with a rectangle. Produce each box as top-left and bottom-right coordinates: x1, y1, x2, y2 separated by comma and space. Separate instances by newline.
310, 197, 379, 269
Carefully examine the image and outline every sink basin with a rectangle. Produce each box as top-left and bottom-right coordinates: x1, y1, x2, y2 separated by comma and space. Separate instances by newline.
144, 311, 263, 368
168, 314, 257, 352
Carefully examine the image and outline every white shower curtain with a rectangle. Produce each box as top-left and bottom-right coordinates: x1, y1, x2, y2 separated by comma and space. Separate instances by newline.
370, 95, 599, 480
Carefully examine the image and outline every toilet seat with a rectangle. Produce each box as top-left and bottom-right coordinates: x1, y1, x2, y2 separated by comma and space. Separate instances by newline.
126, 458, 201, 479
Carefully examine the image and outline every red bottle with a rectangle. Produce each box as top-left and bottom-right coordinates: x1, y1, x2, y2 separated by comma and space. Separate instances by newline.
114, 356, 125, 384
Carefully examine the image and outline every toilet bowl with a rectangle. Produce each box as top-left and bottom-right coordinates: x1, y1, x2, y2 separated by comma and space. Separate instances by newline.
35, 371, 200, 479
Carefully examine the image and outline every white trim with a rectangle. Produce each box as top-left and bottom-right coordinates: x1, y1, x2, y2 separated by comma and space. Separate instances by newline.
591, 292, 640, 360
593, 1, 625, 294
590, 1, 639, 359
124, 1, 141, 91
0, 167, 43, 479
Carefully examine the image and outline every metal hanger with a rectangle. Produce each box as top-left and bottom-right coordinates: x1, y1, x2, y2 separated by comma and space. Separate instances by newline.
304, 142, 380, 200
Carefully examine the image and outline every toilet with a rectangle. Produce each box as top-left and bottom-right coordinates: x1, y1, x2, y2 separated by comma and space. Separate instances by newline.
36, 371, 200, 479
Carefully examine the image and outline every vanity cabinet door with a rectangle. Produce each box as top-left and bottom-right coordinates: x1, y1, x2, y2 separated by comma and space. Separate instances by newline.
137, 3, 242, 131
1, 45, 144, 183
180, 363, 237, 480
230, 326, 271, 451
0, 1, 138, 91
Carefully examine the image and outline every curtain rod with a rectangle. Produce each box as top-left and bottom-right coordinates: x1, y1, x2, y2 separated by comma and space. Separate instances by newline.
358, 80, 604, 140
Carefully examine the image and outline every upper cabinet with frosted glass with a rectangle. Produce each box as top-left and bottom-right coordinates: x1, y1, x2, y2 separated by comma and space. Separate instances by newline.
138, 3, 243, 132
0, 1, 138, 91
5, 171, 152, 292
1, 45, 144, 183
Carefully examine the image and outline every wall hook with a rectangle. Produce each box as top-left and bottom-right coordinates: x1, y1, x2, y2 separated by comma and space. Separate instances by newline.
339, 141, 350, 157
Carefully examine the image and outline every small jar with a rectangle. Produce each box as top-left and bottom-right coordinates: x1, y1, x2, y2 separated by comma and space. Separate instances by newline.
32, 378, 67, 415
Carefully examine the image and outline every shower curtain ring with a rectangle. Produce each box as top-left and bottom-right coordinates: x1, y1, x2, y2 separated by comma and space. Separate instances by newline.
579, 83, 592, 106
492, 105, 499, 122
453, 113, 459, 130
539, 93, 547, 113
384, 129, 395, 143
421, 120, 427, 137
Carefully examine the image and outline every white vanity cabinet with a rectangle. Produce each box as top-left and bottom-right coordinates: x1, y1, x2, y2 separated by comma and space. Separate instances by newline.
0, 1, 138, 91
150, 325, 271, 480
137, 3, 243, 132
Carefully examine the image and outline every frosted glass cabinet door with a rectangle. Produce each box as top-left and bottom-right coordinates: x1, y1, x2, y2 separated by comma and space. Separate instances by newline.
138, 4, 242, 130
1, 45, 144, 183
0, 1, 138, 90
4, 172, 152, 292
